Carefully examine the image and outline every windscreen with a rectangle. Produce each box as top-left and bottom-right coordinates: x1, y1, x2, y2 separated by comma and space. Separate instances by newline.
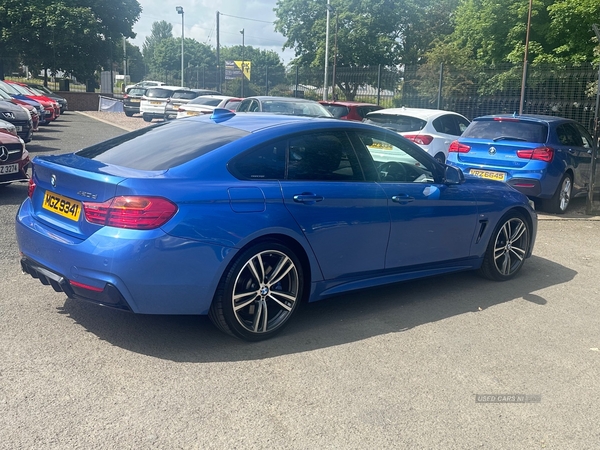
76, 120, 249, 171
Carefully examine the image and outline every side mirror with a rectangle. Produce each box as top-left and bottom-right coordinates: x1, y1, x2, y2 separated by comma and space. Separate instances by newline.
444, 165, 465, 185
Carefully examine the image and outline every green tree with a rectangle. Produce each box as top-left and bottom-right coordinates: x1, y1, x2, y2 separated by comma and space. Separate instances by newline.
142, 20, 173, 75
274, 0, 459, 99
0, 0, 141, 82
152, 37, 217, 86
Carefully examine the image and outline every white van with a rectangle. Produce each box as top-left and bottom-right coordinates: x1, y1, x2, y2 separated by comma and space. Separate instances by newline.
140, 86, 190, 122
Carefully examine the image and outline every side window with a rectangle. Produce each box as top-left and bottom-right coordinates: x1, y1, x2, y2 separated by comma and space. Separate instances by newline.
575, 123, 593, 149
230, 140, 286, 180
433, 115, 459, 135
557, 123, 583, 146
237, 99, 251, 112
355, 131, 437, 183
286, 132, 364, 181
457, 116, 470, 134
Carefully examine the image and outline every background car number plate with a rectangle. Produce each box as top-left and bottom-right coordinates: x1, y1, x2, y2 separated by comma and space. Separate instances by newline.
150, 101, 162, 105
470, 169, 506, 181
0, 163, 18, 174
131, 99, 140, 103
42, 191, 82, 221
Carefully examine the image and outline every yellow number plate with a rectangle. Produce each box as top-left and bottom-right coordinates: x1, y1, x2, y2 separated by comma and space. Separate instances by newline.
131, 99, 140, 103
470, 169, 506, 182
150, 101, 162, 105
42, 191, 82, 221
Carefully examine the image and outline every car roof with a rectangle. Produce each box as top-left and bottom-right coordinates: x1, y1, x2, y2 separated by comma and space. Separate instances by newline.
188, 109, 374, 133
473, 114, 574, 124
195, 95, 236, 100
319, 101, 380, 107
246, 96, 318, 103
370, 107, 463, 120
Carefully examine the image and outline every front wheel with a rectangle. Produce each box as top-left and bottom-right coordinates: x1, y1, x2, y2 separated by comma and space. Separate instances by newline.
209, 242, 304, 341
542, 173, 572, 214
478, 212, 530, 281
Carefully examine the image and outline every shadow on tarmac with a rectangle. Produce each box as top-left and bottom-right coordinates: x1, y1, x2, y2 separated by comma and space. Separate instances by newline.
57, 256, 575, 363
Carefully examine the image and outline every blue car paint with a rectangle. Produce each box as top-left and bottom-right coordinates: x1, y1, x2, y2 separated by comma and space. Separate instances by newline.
16, 113, 537, 316
447, 114, 593, 200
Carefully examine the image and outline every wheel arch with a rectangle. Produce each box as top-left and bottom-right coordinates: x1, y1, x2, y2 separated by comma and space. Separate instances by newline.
222, 233, 315, 303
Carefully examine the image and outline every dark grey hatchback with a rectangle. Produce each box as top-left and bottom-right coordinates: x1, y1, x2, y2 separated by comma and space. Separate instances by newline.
123, 87, 146, 117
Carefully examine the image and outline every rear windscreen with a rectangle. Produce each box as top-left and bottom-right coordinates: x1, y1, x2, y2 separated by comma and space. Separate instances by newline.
127, 88, 146, 96
323, 105, 350, 118
463, 120, 548, 143
76, 120, 249, 170
363, 114, 427, 132
190, 97, 223, 106
146, 88, 177, 98
171, 90, 199, 100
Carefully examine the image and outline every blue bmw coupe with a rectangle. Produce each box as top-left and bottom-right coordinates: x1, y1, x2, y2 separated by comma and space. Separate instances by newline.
16, 110, 537, 340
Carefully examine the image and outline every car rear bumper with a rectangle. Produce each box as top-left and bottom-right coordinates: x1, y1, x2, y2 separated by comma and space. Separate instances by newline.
16, 199, 229, 315
448, 160, 557, 199
21, 256, 132, 311
507, 178, 542, 197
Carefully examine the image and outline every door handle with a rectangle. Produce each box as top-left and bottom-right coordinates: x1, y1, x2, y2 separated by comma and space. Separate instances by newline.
293, 193, 324, 204
391, 194, 415, 204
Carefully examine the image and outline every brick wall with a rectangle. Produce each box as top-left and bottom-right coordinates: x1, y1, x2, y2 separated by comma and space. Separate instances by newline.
56, 92, 122, 111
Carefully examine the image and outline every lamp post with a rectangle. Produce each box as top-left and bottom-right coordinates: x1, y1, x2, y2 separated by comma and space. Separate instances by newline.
518, 0, 533, 115
176, 6, 184, 87
323, 0, 331, 101
240, 28, 245, 97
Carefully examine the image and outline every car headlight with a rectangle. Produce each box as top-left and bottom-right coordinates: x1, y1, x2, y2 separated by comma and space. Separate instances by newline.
20, 106, 32, 120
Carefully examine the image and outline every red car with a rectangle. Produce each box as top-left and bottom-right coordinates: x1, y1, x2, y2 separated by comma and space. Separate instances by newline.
318, 101, 383, 121
4, 81, 59, 124
0, 128, 30, 186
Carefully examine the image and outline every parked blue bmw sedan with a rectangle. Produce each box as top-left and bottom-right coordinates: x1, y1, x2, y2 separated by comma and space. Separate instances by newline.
16, 110, 537, 340
447, 114, 594, 214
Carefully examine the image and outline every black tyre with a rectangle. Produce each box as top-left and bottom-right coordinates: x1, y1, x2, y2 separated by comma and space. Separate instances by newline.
142, 114, 152, 123
124, 111, 134, 117
434, 152, 445, 164
209, 242, 303, 341
478, 212, 530, 281
542, 173, 572, 214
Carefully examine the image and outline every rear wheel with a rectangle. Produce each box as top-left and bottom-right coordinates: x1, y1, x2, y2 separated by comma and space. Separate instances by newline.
209, 242, 303, 341
478, 212, 530, 281
124, 111, 134, 117
142, 114, 152, 123
542, 173, 572, 214
434, 152, 445, 164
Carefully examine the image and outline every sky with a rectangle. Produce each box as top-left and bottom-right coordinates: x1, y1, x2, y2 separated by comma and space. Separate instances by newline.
131, 0, 296, 64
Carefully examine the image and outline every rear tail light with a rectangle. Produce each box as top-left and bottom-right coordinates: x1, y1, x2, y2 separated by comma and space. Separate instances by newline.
83, 196, 178, 230
28, 177, 36, 198
404, 134, 434, 145
516, 146, 554, 162
448, 140, 471, 153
